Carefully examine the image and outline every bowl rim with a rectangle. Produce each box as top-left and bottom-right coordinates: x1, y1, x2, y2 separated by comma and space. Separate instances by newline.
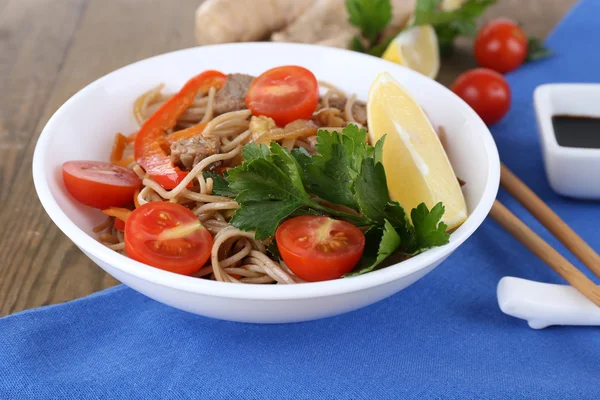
32, 42, 500, 300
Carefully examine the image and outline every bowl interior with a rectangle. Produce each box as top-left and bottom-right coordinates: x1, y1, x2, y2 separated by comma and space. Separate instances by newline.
34, 43, 499, 299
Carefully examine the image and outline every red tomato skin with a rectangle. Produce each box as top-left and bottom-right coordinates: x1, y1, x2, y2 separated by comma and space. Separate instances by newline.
114, 218, 126, 231
451, 68, 511, 125
474, 18, 528, 73
245, 65, 319, 126
276, 216, 365, 282
62, 161, 141, 209
124, 202, 213, 275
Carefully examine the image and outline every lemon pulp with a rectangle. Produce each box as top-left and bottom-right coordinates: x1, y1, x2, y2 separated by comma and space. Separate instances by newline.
367, 72, 467, 230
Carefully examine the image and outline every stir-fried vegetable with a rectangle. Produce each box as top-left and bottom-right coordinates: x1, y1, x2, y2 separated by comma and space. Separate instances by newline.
101, 207, 132, 231
134, 70, 226, 189
215, 125, 450, 276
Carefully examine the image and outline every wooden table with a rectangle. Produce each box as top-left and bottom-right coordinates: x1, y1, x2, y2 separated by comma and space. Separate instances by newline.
0, 0, 576, 315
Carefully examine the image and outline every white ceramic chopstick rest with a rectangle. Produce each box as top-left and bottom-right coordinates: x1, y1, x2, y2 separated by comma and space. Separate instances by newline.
497, 276, 600, 329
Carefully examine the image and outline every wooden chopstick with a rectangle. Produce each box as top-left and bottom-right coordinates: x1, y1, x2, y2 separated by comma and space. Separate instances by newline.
490, 200, 600, 306
500, 164, 600, 278
487, 163, 600, 307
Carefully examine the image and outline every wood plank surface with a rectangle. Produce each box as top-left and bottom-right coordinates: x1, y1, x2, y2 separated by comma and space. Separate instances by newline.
0, 0, 577, 315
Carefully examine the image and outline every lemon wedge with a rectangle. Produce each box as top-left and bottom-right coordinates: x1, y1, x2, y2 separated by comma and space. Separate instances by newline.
382, 25, 440, 80
367, 72, 467, 230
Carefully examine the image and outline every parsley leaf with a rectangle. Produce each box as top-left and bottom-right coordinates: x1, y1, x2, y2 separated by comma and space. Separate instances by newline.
411, 202, 450, 251
345, 0, 494, 58
202, 172, 239, 198
350, 36, 368, 53
242, 143, 270, 161
302, 126, 368, 209
225, 127, 451, 272
526, 37, 552, 62
344, 220, 402, 277
228, 140, 371, 239
384, 201, 415, 251
266, 240, 281, 260
269, 143, 306, 193
228, 149, 312, 239
371, 134, 385, 165
346, 0, 392, 43
412, 0, 496, 56
368, 34, 398, 57
354, 157, 390, 222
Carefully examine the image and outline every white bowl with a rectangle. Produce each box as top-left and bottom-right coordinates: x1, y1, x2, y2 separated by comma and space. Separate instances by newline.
33, 43, 499, 323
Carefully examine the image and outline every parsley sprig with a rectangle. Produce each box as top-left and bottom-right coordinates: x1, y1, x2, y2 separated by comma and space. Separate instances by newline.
347, 0, 552, 61
213, 126, 450, 276
414, 0, 496, 56
347, 0, 496, 57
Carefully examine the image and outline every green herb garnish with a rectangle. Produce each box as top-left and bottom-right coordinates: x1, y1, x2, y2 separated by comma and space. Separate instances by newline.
220, 126, 450, 276
414, 0, 496, 56
526, 37, 552, 62
346, 0, 393, 52
346, 0, 496, 57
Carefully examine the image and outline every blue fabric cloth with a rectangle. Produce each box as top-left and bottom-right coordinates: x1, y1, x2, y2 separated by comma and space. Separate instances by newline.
2, 1, 600, 398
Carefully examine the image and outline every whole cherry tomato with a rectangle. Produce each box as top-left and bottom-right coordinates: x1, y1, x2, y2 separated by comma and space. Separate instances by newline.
474, 18, 528, 73
451, 68, 511, 125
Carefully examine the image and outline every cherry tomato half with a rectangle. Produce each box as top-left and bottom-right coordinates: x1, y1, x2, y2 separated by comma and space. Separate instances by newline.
245, 65, 319, 126
474, 18, 528, 74
451, 68, 511, 125
62, 161, 141, 209
276, 216, 365, 282
124, 202, 213, 275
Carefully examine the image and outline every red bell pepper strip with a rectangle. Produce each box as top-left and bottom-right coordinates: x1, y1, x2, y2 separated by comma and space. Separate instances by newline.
134, 70, 226, 189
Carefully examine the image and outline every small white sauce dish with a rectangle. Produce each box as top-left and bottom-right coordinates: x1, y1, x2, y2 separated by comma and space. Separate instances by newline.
534, 83, 600, 199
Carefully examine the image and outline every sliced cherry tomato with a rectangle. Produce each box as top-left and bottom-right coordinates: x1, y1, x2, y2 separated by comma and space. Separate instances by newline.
451, 68, 511, 125
124, 202, 213, 275
135, 70, 226, 189
275, 216, 365, 282
245, 65, 319, 126
62, 161, 141, 209
474, 18, 528, 73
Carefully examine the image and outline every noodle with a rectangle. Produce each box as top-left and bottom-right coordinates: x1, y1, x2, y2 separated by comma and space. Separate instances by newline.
199, 86, 216, 124
134, 84, 164, 125
93, 217, 112, 233
345, 94, 357, 124
100, 80, 362, 285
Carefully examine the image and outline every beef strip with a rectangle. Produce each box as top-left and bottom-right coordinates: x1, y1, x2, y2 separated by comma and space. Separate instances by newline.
326, 97, 367, 126
213, 73, 254, 115
170, 135, 221, 170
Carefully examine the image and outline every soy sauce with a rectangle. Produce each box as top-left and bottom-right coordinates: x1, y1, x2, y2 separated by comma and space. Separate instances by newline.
552, 115, 600, 149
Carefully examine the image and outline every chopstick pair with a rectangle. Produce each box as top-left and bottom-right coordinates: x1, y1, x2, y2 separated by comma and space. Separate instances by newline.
489, 164, 600, 306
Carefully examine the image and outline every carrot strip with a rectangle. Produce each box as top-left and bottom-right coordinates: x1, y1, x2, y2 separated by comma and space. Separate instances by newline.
113, 156, 134, 167
101, 207, 133, 232
126, 131, 138, 143
101, 207, 132, 221
158, 122, 208, 152
110, 133, 127, 165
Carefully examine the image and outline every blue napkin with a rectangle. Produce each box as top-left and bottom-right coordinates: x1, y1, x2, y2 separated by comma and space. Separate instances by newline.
2, 1, 600, 398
